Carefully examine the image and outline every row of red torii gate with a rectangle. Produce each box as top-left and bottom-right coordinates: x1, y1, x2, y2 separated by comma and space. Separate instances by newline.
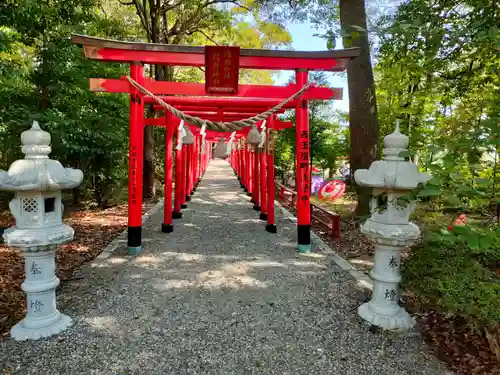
72, 35, 360, 254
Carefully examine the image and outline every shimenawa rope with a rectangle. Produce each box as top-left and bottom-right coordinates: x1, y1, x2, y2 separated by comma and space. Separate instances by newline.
125, 76, 312, 132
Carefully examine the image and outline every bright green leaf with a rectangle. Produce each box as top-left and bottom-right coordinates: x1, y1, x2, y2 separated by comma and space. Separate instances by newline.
417, 188, 441, 197
467, 234, 480, 250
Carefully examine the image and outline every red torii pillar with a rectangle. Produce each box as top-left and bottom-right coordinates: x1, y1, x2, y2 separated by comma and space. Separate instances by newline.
238, 141, 244, 188
186, 142, 193, 201
241, 140, 248, 191
296, 70, 311, 253
246, 141, 253, 196
252, 145, 260, 210
127, 63, 145, 255
231, 146, 237, 175
191, 137, 197, 193
266, 116, 277, 233
162, 113, 174, 232
195, 136, 201, 188
173, 124, 183, 219
259, 139, 267, 221
181, 143, 188, 208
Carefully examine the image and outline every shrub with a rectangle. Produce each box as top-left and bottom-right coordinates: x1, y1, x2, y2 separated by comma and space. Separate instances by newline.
402, 226, 500, 329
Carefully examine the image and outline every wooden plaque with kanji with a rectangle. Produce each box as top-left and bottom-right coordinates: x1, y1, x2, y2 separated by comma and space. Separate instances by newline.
205, 46, 240, 94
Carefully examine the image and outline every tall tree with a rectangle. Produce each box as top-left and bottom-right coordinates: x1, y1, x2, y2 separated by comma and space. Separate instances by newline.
338, 0, 379, 216
257, 0, 380, 215
118, 0, 284, 199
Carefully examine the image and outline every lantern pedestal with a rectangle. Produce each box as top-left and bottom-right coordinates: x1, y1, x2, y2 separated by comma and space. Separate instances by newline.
357, 220, 420, 330
8, 243, 73, 341
358, 300, 414, 330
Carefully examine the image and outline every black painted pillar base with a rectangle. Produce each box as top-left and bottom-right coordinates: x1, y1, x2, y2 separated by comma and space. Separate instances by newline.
186, 195, 191, 202
181, 204, 188, 209
244, 188, 248, 193
161, 223, 174, 233
127, 226, 141, 255
253, 205, 260, 211
259, 213, 267, 221
265, 224, 277, 233
172, 211, 182, 219
297, 224, 312, 253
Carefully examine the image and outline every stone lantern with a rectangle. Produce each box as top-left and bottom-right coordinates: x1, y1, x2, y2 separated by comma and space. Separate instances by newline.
182, 124, 194, 145
354, 121, 430, 330
0, 121, 83, 340
214, 137, 227, 159
246, 124, 261, 146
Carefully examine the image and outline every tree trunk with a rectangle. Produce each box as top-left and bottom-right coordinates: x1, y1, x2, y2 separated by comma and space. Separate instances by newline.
339, 0, 379, 216
143, 126, 156, 200
142, 4, 159, 200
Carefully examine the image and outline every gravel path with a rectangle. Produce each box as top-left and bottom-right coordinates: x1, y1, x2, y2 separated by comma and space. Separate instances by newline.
1, 160, 451, 375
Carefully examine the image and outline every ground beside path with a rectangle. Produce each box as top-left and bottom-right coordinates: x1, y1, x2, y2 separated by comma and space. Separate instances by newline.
1, 160, 451, 375
0, 201, 158, 337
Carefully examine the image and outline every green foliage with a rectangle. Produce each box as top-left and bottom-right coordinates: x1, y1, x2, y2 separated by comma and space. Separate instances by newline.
273, 125, 296, 182
174, 10, 292, 85
373, 0, 500, 330
375, 0, 500, 213
274, 72, 349, 183
402, 227, 500, 328
0, 0, 132, 207
255, 0, 340, 48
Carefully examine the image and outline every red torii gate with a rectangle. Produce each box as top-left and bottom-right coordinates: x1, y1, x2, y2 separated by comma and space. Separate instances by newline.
72, 34, 360, 254
144, 107, 291, 236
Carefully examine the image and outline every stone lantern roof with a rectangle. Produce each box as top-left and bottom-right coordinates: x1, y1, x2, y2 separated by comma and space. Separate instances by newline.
354, 121, 430, 190
0, 121, 83, 191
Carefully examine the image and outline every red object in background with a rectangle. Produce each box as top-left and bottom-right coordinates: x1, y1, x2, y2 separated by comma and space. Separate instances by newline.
205, 46, 240, 94
455, 213, 467, 225
318, 180, 346, 201
448, 213, 468, 232
312, 167, 321, 173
